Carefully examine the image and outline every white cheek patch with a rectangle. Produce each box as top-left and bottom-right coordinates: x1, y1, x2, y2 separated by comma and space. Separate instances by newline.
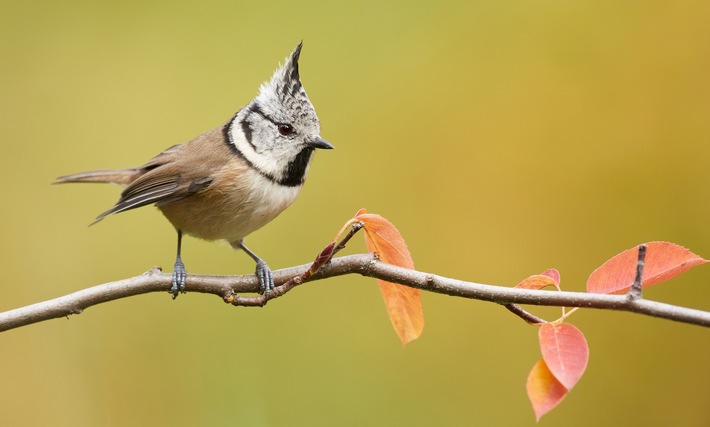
230, 117, 272, 172
228, 112, 298, 185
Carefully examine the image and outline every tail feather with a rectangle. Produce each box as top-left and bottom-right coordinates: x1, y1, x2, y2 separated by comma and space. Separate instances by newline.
53, 169, 141, 186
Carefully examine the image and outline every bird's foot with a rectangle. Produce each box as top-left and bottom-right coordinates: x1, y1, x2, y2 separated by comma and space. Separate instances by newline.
170, 256, 187, 299
255, 259, 274, 302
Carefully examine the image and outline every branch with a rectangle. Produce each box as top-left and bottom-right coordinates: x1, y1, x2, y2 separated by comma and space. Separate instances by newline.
1, 253, 709, 332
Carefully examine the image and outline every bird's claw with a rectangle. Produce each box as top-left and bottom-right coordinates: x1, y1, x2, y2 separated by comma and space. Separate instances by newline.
170, 256, 187, 299
256, 259, 274, 301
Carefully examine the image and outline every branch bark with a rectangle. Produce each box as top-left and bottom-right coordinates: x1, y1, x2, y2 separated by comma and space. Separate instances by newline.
1, 253, 709, 332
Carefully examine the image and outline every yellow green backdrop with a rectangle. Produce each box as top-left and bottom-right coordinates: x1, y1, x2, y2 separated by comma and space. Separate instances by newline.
1, 1, 708, 425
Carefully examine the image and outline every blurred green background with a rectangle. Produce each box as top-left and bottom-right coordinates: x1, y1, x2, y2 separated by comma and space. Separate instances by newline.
1, 1, 709, 425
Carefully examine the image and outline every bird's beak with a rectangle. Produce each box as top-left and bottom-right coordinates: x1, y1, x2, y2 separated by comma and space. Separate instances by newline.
308, 136, 334, 149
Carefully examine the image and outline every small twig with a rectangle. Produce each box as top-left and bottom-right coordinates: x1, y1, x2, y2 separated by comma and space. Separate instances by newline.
504, 304, 546, 324
627, 244, 647, 301
333, 221, 364, 256
225, 222, 365, 307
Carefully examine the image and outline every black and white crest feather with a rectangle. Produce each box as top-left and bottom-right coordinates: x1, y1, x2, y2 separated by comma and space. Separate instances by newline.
225, 42, 326, 187
253, 41, 313, 123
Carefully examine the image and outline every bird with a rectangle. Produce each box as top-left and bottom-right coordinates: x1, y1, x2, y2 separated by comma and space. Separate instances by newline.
54, 42, 332, 300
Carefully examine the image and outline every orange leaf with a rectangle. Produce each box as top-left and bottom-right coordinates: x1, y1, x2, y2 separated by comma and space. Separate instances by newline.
538, 323, 588, 390
526, 359, 567, 421
516, 269, 560, 291
356, 210, 423, 345
356, 210, 414, 270
516, 274, 559, 291
587, 242, 708, 294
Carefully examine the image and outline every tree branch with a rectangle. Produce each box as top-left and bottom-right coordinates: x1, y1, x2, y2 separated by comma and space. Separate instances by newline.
1, 253, 709, 333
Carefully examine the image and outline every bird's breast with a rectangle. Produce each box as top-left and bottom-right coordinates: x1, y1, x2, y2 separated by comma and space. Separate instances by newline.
158, 167, 301, 244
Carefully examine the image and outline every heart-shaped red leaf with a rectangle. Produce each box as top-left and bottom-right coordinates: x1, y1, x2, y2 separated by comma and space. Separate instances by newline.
538, 323, 589, 390
541, 268, 560, 286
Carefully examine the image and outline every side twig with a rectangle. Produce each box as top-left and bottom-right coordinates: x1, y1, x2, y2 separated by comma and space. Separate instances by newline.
627, 244, 647, 301
503, 304, 546, 325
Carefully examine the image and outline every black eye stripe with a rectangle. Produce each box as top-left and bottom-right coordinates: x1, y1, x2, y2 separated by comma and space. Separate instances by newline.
248, 103, 278, 126
248, 103, 296, 136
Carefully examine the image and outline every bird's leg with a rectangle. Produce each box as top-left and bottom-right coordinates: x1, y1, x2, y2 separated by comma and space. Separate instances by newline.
170, 229, 187, 299
234, 240, 274, 300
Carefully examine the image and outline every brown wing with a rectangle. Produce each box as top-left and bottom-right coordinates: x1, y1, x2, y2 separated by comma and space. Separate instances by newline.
92, 127, 231, 223
93, 143, 214, 223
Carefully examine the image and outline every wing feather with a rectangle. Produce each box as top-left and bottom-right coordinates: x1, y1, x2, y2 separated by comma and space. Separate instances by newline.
92, 144, 214, 223
93, 179, 181, 223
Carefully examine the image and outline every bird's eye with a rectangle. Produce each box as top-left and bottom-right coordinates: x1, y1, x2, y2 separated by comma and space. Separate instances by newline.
278, 124, 294, 136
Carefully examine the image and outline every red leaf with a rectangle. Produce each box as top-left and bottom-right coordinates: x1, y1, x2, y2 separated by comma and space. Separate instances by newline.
541, 269, 560, 286
587, 242, 708, 294
526, 359, 567, 421
538, 323, 589, 390
355, 210, 423, 345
